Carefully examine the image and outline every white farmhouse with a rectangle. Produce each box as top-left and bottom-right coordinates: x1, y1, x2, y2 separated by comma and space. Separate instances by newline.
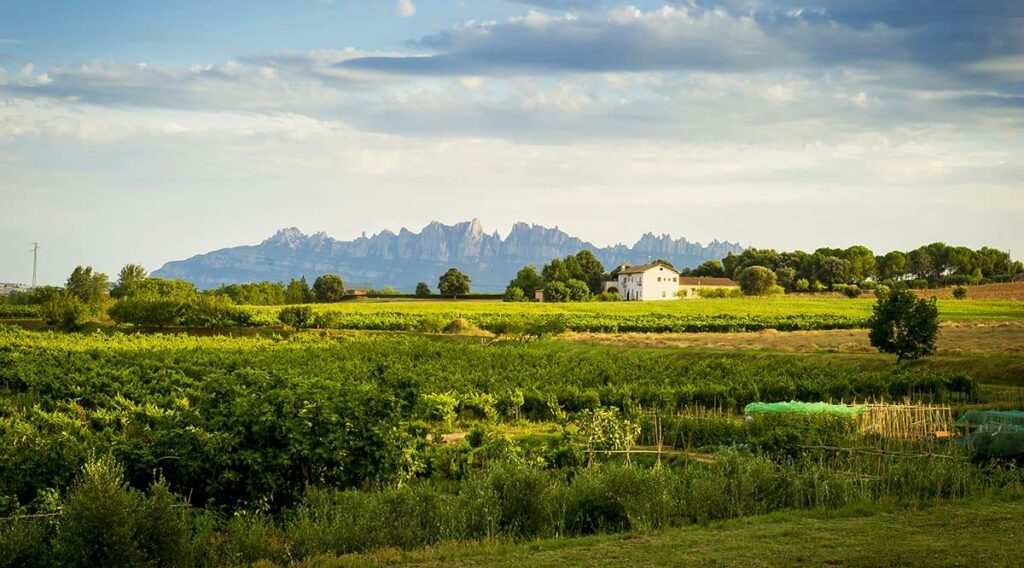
605, 263, 680, 301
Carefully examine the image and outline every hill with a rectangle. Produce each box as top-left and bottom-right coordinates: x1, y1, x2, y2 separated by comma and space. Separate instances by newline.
152, 219, 743, 290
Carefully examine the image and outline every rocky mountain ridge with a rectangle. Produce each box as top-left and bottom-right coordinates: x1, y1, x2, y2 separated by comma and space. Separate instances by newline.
153, 219, 744, 291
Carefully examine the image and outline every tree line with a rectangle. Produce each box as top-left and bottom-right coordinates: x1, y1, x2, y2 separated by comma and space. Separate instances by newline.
687, 242, 1021, 292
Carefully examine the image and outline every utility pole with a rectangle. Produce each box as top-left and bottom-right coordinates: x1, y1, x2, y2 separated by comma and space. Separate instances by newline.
30, 242, 39, 288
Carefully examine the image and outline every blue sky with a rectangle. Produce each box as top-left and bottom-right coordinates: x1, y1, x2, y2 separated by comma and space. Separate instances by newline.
1, 1, 1022, 284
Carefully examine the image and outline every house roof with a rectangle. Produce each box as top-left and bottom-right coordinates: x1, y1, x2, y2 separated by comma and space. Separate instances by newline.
678, 277, 739, 287
618, 263, 680, 275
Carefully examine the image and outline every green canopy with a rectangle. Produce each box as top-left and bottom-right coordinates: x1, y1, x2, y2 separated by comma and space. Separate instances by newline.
743, 401, 867, 417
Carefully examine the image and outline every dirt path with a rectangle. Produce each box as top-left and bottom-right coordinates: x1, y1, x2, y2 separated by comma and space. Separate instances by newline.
562, 322, 1024, 355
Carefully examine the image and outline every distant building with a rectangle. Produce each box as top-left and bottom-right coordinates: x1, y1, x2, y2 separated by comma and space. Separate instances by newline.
604, 263, 681, 301
0, 283, 30, 297
678, 277, 740, 299
534, 289, 545, 302
346, 289, 369, 297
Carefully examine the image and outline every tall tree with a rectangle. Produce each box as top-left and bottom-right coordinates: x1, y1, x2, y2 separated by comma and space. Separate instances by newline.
509, 266, 544, 295
438, 268, 471, 297
415, 282, 432, 297
573, 250, 606, 292
312, 274, 346, 303
693, 260, 725, 277
285, 277, 312, 304
111, 264, 147, 299
65, 266, 109, 305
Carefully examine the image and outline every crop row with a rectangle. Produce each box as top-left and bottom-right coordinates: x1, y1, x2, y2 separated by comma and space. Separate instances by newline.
265, 309, 870, 333
0, 326, 976, 514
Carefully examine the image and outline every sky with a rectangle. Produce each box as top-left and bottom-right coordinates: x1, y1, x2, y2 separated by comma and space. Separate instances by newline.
1, 0, 1022, 285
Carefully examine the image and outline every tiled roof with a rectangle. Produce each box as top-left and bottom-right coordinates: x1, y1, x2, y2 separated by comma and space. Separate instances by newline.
618, 263, 679, 275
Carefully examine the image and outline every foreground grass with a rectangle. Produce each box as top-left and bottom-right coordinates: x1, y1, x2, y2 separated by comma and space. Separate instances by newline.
311, 498, 1024, 567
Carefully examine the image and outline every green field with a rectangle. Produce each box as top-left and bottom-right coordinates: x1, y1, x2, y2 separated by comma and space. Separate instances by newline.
244, 297, 1024, 333
3, 292, 1024, 566
327, 498, 1024, 568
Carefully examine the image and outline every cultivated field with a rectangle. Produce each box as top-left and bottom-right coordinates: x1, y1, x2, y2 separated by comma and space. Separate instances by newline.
3, 292, 1024, 566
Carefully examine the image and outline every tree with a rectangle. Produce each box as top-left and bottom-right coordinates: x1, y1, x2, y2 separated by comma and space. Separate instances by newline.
438, 268, 471, 297
818, 256, 851, 289
878, 251, 908, 281
868, 288, 939, 362
312, 274, 346, 303
285, 277, 312, 304
565, 279, 591, 302
774, 267, 797, 291
415, 282, 432, 298
65, 266, 109, 305
40, 291, 91, 330
693, 260, 725, 277
844, 245, 876, 282
542, 281, 569, 302
541, 258, 569, 283
508, 266, 544, 296
737, 266, 777, 296
573, 250, 606, 293
110, 264, 147, 299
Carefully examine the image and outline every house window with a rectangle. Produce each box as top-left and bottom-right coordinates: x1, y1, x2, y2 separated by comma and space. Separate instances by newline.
662, 291, 666, 297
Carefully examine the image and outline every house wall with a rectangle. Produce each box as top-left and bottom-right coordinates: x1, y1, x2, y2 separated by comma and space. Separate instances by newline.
617, 265, 680, 301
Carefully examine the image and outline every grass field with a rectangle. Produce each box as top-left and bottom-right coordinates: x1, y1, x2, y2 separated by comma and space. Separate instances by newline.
324, 498, 1024, 567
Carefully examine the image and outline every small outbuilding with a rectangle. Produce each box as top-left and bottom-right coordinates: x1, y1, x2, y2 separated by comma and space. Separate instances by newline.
677, 277, 739, 299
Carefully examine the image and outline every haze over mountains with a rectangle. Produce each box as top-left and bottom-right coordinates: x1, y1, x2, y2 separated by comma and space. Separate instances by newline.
153, 220, 744, 291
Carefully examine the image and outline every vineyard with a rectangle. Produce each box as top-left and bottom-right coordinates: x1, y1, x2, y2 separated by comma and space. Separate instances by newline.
247, 297, 1024, 333
0, 321, 1020, 566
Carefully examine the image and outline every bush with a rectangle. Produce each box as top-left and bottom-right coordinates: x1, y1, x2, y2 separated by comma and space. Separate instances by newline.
417, 314, 448, 333
793, 278, 810, 292
565, 279, 591, 302
503, 286, 528, 303
542, 281, 569, 303
953, 286, 968, 300
911, 278, 929, 290
40, 292, 93, 330
737, 266, 777, 296
697, 287, 743, 299
54, 457, 205, 568
278, 306, 314, 329
593, 292, 620, 302
842, 285, 861, 298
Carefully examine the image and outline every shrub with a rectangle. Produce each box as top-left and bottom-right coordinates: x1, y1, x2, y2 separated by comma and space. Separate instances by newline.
793, 278, 810, 292
593, 292, 620, 302
842, 285, 861, 298
808, 279, 825, 292
416, 392, 459, 427
565, 279, 591, 302
697, 287, 743, 299
503, 286, 528, 303
911, 278, 929, 290
542, 281, 569, 303
737, 266, 777, 296
417, 314, 448, 333
278, 306, 314, 329
953, 286, 968, 300
40, 292, 93, 330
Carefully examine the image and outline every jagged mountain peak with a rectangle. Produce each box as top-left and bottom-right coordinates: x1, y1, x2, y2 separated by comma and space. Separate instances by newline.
154, 219, 745, 291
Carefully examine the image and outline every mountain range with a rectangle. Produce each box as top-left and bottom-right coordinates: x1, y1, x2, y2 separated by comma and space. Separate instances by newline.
152, 220, 744, 291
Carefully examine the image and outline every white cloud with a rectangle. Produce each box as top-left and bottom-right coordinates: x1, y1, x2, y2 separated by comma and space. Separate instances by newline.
396, 0, 416, 17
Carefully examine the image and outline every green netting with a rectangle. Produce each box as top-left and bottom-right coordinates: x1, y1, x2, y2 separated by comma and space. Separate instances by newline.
954, 411, 1024, 459
743, 401, 867, 417
955, 410, 1024, 429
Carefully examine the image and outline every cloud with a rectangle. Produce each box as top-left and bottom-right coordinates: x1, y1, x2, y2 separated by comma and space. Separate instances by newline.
336, 2, 1024, 94
396, 0, 416, 17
